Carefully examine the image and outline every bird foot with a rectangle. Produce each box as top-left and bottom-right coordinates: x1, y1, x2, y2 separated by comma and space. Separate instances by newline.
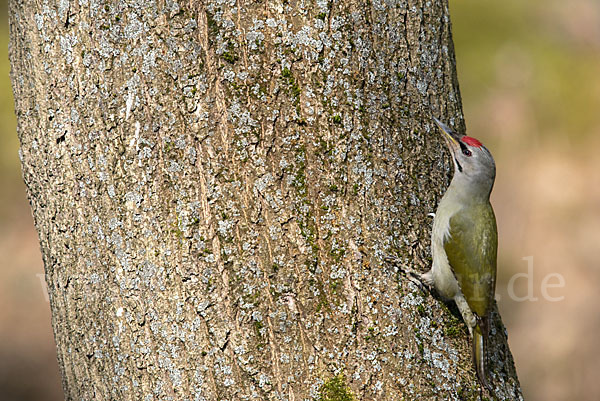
384, 255, 427, 290
420, 270, 434, 286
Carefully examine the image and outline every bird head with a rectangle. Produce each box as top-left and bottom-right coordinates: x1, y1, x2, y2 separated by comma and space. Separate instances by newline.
432, 116, 496, 196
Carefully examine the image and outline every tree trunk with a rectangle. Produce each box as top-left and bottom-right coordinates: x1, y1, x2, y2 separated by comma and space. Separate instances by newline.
9, 0, 522, 399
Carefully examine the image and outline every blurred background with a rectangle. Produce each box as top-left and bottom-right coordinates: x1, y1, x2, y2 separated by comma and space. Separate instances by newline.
0, 0, 598, 399
452, 0, 600, 400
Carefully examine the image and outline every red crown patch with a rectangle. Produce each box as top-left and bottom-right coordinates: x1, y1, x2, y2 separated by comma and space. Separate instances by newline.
462, 136, 482, 148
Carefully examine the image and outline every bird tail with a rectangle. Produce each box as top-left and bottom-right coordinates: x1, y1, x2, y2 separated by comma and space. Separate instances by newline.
472, 317, 493, 393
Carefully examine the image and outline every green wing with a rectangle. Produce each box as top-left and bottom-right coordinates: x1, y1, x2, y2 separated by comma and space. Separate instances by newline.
444, 202, 498, 317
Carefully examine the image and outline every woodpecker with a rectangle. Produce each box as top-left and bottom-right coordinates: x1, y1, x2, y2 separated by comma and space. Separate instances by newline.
423, 116, 498, 392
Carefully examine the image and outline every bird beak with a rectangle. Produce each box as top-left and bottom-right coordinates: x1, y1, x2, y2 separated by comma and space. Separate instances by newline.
432, 116, 462, 153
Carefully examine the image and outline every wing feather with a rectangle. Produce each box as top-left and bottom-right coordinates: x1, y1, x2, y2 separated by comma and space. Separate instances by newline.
443, 202, 497, 316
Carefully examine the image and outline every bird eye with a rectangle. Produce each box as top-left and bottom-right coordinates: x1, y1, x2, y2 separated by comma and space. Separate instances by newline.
462, 149, 472, 157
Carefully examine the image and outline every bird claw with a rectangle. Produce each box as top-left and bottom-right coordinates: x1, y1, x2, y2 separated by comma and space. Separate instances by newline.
404, 272, 428, 292
384, 255, 428, 291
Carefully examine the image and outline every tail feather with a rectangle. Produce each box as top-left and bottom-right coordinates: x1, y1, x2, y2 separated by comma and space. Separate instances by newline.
472, 317, 494, 394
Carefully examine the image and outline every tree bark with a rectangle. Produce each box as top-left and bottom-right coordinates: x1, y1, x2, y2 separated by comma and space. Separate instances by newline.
9, 0, 522, 399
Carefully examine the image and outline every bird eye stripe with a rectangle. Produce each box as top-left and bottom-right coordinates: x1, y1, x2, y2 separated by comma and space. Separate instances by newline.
454, 157, 463, 172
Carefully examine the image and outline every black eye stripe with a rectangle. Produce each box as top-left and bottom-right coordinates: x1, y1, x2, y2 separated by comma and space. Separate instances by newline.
454, 157, 463, 172
458, 141, 472, 157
